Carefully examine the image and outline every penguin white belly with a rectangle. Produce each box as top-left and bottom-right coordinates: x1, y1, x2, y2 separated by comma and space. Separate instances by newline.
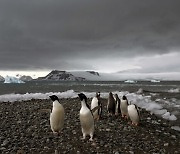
50, 108, 64, 132
128, 105, 139, 124
120, 100, 128, 116
91, 97, 99, 119
115, 102, 119, 113
80, 108, 94, 135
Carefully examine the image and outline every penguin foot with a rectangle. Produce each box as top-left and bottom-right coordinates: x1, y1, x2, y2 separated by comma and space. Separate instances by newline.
115, 113, 119, 116
134, 123, 139, 126
53, 132, 59, 136
89, 134, 94, 141
81, 134, 86, 140
125, 115, 129, 119
132, 122, 139, 126
81, 137, 86, 140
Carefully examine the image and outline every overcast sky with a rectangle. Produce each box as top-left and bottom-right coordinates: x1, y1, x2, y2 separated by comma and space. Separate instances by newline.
0, 0, 180, 77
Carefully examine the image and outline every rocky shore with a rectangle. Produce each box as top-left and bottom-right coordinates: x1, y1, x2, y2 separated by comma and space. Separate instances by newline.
0, 98, 179, 154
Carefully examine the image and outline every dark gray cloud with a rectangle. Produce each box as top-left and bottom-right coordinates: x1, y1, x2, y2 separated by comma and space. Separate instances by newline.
0, 0, 180, 73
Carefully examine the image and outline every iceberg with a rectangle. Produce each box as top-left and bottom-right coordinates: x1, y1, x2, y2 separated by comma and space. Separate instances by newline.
4, 76, 25, 84
151, 79, 160, 83
124, 80, 137, 83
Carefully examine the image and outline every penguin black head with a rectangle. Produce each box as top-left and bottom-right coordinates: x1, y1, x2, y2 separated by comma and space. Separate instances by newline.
122, 95, 127, 100
78, 93, 87, 102
114, 94, 118, 98
96, 92, 100, 98
49, 95, 59, 102
78, 93, 91, 110
109, 92, 113, 97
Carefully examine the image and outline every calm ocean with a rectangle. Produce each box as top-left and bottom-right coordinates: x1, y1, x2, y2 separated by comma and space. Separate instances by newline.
0, 80, 180, 95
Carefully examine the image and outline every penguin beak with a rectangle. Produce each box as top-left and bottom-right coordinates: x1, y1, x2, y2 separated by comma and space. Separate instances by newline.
78, 94, 81, 100
49, 95, 53, 101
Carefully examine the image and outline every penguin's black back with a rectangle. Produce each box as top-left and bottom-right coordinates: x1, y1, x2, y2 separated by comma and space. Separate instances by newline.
107, 92, 116, 114
115, 94, 121, 114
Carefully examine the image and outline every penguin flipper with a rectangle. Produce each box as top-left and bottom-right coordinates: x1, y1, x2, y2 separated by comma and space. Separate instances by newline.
134, 105, 140, 120
91, 106, 101, 113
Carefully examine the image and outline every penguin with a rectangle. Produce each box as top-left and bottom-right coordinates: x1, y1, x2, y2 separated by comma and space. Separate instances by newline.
91, 92, 102, 120
49, 95, 65, 135
120, 95, 129, 118
78, 93, 94, 141
114, 94, 121, 116
107, 92, 116, 116
128, 103, 140, 126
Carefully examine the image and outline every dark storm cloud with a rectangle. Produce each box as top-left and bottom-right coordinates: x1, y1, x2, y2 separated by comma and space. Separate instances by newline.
0, 0, 180, 72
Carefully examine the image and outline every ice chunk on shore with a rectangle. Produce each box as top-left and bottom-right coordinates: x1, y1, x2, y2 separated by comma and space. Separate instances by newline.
171, 126, 180, 131
137, 88, 144, 94
168, 88, 179, 93
145, 102, 163, 111
4, 76, 25, 83
162, 112, 177, 121
153, 109, 167, 115
126, 93, 177, 121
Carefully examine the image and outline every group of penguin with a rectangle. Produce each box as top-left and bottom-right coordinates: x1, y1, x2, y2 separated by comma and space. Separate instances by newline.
49, 92, 140, 141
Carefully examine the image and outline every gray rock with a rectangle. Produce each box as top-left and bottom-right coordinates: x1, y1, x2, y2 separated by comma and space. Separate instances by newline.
0, 147, 6, 150
129, 151, 134, 154
171, 135, 176, 139
1, 139, 9, 147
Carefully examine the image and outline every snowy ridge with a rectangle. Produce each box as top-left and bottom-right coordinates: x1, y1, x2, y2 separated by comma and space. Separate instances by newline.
71, 71, 100, 81
0, 90, 177, 121
37, 70, 86, 81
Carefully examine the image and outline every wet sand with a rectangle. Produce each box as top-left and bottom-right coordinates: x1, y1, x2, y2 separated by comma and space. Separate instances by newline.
0, 98, 179, 154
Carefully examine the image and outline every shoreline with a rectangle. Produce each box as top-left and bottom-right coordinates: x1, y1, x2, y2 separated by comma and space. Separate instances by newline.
0, 98, 180, 153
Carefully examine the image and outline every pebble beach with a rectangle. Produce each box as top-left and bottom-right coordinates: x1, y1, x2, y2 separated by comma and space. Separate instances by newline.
0, 98, 180, 154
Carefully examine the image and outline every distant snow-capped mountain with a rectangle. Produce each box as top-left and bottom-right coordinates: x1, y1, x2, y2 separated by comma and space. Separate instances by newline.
35, 70, 180, 81
36, 70, 87, 81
